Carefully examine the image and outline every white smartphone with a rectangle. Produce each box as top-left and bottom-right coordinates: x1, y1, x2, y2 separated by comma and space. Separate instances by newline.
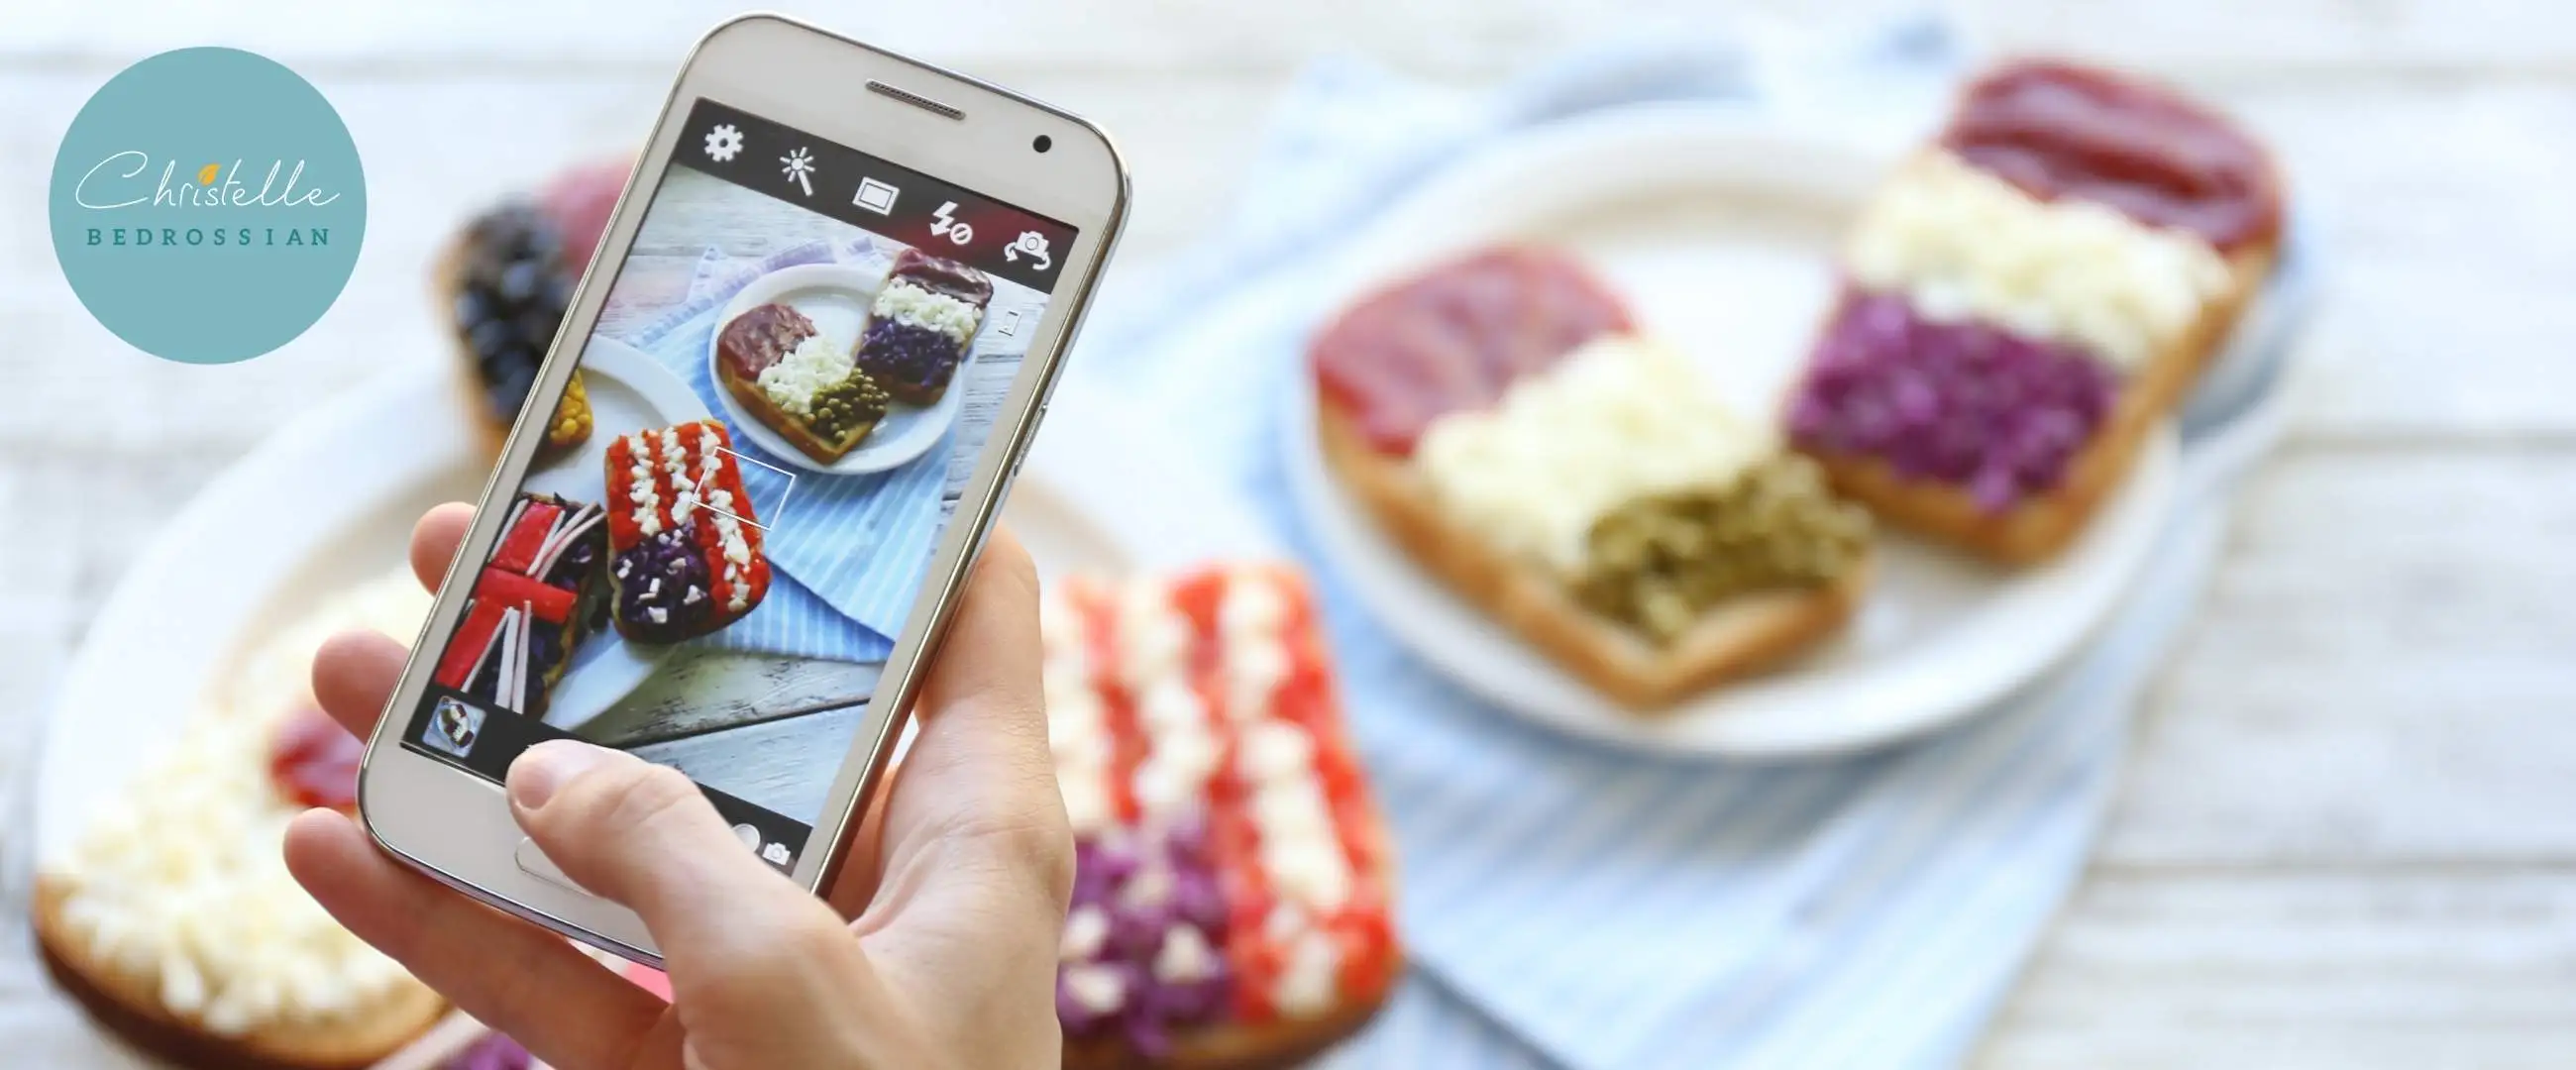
358, 14, 1127, 963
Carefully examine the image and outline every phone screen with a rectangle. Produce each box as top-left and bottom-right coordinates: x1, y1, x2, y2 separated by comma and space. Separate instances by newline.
399, 98, 1080, 869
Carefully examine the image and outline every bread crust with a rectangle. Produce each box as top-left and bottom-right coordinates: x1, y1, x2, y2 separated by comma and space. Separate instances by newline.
1054, 595, 1408, 1070
875, 371, 949, 409
1798, 243, 2276, 566
1318, 404, 1870, 710
1059, 951, 1405, 1070
32, 877, 446, 1070
713, 358, 882, 465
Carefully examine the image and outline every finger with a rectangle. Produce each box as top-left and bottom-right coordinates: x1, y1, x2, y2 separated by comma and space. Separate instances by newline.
283, 809, 682, 1070
504, 741, 892, 1060
506, 741, 827, 937
311, 630, 409, 740
826, 533, 1050, 917
852, 528, 1070, 1070
822, 769, 896, 918
410, 502, 476, 592
912, 527, 1048, 736
306, 500, 471, 741
885, 527, 1070, 910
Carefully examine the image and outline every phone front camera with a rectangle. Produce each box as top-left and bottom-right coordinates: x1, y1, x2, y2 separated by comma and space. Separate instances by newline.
1032, 135, 1053, 154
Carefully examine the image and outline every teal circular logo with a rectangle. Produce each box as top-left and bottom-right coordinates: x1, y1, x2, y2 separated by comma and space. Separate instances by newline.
50, 48, 366, 365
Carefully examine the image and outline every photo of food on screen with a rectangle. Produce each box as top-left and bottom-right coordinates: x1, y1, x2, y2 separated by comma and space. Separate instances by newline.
402, 98, 1076, 861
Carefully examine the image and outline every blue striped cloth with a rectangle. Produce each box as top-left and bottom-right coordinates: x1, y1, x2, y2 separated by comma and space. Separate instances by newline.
1071, 25, 2313, 1070
606, 237, 950, 663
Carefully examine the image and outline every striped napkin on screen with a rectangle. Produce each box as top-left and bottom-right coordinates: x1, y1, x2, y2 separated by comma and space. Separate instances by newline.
1068, 21, 2313, 1070
605, 235, 948, 663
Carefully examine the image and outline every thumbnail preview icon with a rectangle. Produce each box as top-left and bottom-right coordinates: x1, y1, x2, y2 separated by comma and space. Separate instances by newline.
424, 696, 485, 758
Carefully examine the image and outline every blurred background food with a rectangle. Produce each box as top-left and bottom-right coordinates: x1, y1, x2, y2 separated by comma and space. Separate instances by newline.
5, 2, 2574, 1068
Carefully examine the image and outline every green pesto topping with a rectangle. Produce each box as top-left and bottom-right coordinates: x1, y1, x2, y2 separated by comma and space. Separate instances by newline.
1574, 455, 1871, 644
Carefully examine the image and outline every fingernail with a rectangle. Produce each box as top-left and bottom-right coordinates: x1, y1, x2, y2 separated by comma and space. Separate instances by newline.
509, 740, 607, 810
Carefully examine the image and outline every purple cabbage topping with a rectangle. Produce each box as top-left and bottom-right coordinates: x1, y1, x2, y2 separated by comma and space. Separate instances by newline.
540, 524, 603, 590
1788, 290, 2118, 512
855, 318, 969, 404
461, 620, 572, 713
443, 1033, 534, 1070
1058, 819, 1232, 1054
611, 525, 713, 641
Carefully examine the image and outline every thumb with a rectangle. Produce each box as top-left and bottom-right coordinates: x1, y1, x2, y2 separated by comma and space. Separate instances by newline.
507, 741, 907, 1063
505, 741, 849, 968
506, 741, 798, 919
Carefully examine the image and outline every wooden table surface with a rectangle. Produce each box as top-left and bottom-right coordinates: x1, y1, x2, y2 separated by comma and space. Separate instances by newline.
3, 3, 2571, 1066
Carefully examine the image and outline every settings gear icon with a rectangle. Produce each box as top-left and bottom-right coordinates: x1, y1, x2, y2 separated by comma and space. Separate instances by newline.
702, 123, 745, 163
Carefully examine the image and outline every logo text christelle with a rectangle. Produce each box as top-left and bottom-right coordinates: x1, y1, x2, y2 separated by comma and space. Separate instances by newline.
76, 152, 340, 249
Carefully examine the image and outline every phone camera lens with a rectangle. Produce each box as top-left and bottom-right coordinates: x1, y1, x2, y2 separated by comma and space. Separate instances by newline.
1032, 135, 1053, 154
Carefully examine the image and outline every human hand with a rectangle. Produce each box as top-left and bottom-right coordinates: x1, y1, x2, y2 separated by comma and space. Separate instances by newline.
285, 503, 1074, 1069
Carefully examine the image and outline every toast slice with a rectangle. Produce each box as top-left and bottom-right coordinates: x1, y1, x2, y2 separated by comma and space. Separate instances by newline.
34, 878, 446, 1070
434, 491, 609, 717
1801, 242, 2274, 566
1319, 404, 1870, 710
603, 421, 772, 641
1045, 568, 1404, 1069
1060, 953, 1403, 1070
717, 301, 893, 465
714, 357, 886, 465
1792, 60, 2285, 565
855, 249, 994, 408
435, 229, 590, 459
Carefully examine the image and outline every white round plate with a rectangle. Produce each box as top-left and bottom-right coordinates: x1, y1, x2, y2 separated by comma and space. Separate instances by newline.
1283, 104, 2180, 759
706, 264, 967, 476
1012, 378, 1276, 577
31, 366, 1226, 1066
36, 368, 482, 865
523, 336, 706, 729
36, 369, 1237, 864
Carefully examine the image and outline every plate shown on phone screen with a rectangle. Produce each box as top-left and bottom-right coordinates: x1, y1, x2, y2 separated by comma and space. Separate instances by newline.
520, 337, 704, 729
707, 264, 968, 475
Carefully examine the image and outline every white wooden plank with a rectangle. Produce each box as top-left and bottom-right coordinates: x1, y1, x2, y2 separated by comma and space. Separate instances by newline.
627, 705, 868, 823
14, 0, 2576, 77
4, 4, 2575, 1063
1967, 0, 2576, 78
2239, 82, 2576, 443
581, 652, 878, 746
15, 66, 2576, 457
0, 68, 1266, 458
2104, 448, 2576, 866
1977, 867, 2576, 1069
0, 0, 1896, 74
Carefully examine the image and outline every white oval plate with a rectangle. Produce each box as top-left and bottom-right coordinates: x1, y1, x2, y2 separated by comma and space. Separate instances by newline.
36, 370, 1240, 863
1282, 104, 2179, 759
523, 336, 705, 729
32, 365, 1236, 1066
706, 264, 967, 476
1017, 377, 1278, 574
36, 368, 483, 867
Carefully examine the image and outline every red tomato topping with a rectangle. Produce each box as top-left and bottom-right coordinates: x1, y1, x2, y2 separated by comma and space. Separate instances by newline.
1944, 59, 2283, 251
268, 704, 363, 810
1168, 568, 1227, 635
1309, 247, 1634, 456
